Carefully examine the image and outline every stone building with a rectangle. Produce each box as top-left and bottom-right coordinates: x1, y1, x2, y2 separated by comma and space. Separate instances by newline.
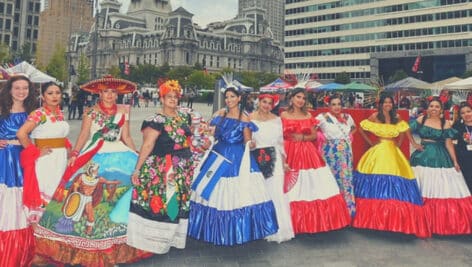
69, 0, 284, 79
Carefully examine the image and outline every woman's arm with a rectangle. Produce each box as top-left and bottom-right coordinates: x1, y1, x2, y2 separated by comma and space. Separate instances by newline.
131, 127, 159, 185
121, 120, 137, 151
17, 121, 51, 156
68, 112, 93, 166
241, 114, 255, 149
444, 121, 460, 172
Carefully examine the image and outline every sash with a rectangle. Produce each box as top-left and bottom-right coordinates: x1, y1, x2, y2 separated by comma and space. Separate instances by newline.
191, 150, 232, 200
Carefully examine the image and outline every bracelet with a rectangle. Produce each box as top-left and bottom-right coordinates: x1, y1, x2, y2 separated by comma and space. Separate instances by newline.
71, 150, 79, 157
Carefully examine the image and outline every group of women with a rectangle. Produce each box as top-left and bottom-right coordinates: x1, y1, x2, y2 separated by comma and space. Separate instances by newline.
1, 73, 472, 267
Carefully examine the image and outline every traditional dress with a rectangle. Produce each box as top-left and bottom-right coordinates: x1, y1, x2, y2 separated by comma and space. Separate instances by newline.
252, 117, 294, 243
453, 123, 472, 191
27, 106, 69, 217
353, 120, 430, 238
316, 112, 356, 217
189, 116, 278, 245
34, 107, 149, 266
127, 111, 195, 254
0, 112, 35, 267
410, 120, 472, 235
282, 117, 350, 234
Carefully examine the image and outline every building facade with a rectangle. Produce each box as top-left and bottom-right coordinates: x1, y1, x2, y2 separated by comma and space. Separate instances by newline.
69, 0, 284, 80
0, 0, 41, 54
239, 0, 285, 44
37, 0, 93, 66
285, 0, 472, 83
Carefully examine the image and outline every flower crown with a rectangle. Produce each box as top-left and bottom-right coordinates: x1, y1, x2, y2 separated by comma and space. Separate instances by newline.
159, 79, 182, 98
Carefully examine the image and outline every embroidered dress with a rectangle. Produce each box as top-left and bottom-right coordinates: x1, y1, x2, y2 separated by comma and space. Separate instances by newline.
282, 117, 350, 234
316, 112, 356, 217
453, 123, 472, 191
252, 117, 294, 243
127, 111, 195, 254
189, 116, 278, 246
410, 120, 472, 235
28, 107, 69, 208
34, 106, 150, 266
353, 120, 430, 238
0, 112, 35, 267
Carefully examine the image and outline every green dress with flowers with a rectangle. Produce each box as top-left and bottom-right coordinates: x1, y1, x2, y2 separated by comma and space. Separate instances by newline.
127, 111, 195, 254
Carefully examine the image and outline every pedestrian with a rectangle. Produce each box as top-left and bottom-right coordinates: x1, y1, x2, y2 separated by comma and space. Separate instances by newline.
187, 89, 195, 108
0, 75, 37, 267
189, 86, 279, 245
316, 94, 357, 217
409, 97, 472, 235
68, 92, 78, 120
32, 75, 150, 266
281, 88, 350, 234
353, 94, 430, 238
76, 90, 85, 119
143, 90, 150, 107
454, 102, 472, 192
250, 93, 294, 243
17, 82, 70, 224
133, 90, 140, 108
128, 80, 199, 253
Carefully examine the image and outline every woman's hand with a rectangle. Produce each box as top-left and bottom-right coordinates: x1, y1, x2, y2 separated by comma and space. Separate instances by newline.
68, 156, 77, 166
412, 142, 424, 151
131, 172, 140, 186
283, 162, 290, 172
454, 162, 461, 172
40, 147, 53, 157
0, 140, 7, 149
292, 133, 304, 142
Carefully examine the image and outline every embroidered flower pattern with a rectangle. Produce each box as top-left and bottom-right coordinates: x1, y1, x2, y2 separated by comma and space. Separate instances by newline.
28, 107, 65, 125
88, 109, 121, 141
252, 147, 276, 179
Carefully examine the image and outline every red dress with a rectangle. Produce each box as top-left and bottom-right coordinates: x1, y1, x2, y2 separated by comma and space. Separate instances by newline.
282, 117, 350, 234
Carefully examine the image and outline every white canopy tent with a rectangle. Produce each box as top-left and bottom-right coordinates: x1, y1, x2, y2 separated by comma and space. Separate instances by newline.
5, 61, 58, 83
443, 76, 472, 90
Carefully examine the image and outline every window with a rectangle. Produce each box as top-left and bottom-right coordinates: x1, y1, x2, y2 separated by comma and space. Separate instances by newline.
6, 4, 12, 14
5, 19, 11, 30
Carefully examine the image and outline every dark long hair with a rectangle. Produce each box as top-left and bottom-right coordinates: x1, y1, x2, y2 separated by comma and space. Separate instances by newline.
421, 97, 446, 130
223, 87, 247, 120
0, 75, 37, 118
376, 94, 398, 124
41, 81, 62, 95
287, 88, 308, 114
457, 101, 472, 124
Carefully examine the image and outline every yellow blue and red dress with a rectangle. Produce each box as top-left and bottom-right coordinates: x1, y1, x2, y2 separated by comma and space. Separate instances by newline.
353, 120, 430, 238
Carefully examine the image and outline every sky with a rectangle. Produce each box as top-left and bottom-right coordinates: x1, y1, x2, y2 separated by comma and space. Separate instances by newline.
118, 0, 238, 27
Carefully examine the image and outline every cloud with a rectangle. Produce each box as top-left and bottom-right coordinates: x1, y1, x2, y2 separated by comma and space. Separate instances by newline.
118, 0, 238, 27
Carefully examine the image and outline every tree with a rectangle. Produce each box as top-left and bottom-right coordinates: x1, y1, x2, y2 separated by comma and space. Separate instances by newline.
45, 44, 67, 82
334, 71, 351, 84
167, 66, 194, 88
77, 53, 90, 85
15, 43, 33, 63
0, 43, 10, 64
388, 69, 408, 83
462, 69, 472, 78
187, 70, 216, 90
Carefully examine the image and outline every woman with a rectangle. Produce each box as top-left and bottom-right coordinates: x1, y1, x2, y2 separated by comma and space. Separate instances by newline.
250, 93, 294, 243
409, 97, 472, 235
32, 76, 149, 266
128, 80, 196, 254
454, 102, 472, 191
189, 86, 279, 246
0, 75, 37, 267
315, 94, 356, 217
17, 81, 70, 223
281, 88, 350, 234
353, 94, 430, 238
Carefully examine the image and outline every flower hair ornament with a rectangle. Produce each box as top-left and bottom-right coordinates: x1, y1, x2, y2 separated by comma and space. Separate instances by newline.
220, 72, 241, 94
159, 79, 182, 98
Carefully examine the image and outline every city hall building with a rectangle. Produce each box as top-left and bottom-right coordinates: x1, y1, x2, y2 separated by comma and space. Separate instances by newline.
68, 0, 284, 79
284, 0, 472, 83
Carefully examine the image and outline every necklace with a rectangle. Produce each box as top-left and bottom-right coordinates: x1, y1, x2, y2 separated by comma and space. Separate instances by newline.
43, 104, 63, 121
98, 101, 117, 116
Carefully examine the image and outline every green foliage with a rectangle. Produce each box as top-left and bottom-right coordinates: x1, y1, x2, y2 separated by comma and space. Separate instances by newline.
462, 69, 472, 78
167, 66, 194, 88
388, 69, 408, 83
187, 70, 215, 89
15, 43, 33, 63
77, 53, 90, 85
0, 43, 10, 64
334, 71, 351, 84
46, 44, 67, 82
240, 71, 280, 90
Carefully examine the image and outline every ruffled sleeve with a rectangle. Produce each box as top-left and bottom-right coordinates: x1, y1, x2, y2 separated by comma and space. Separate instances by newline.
360, 119, 409, 138
310, 117, 320, 127
27, 109, 44, 125
409, 119, 419, 132
396, 120, 409, 133
444, 127, 458, 139
141, 114, 165, 132
240, 121, 258, 133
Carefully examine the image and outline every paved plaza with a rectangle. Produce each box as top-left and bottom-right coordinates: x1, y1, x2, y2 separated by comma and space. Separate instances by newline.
64, 103, 472, 267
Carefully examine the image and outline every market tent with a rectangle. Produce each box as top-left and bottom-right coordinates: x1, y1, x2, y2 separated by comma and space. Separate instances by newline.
384, 77, 432, 92
304, 80, 323, 91
315, 82, 343, 91
432, 77, 462, 89
5, 61, 58, 83
443, 76, 472, 90
339, 81, 377, 92
260, 78, 293, 92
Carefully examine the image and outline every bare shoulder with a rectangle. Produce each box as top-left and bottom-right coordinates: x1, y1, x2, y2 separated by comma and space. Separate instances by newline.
367, 112, 378, 122
280, 111, 288, 118
240, 113, 250, 122
444, 119, 452, 129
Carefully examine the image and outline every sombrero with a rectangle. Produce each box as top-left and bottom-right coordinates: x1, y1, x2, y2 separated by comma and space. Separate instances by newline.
80, 75, 136, 94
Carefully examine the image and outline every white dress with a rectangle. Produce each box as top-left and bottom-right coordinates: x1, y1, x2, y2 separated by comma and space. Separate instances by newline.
29, 108, 69, 204
252, 117, 294, 243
